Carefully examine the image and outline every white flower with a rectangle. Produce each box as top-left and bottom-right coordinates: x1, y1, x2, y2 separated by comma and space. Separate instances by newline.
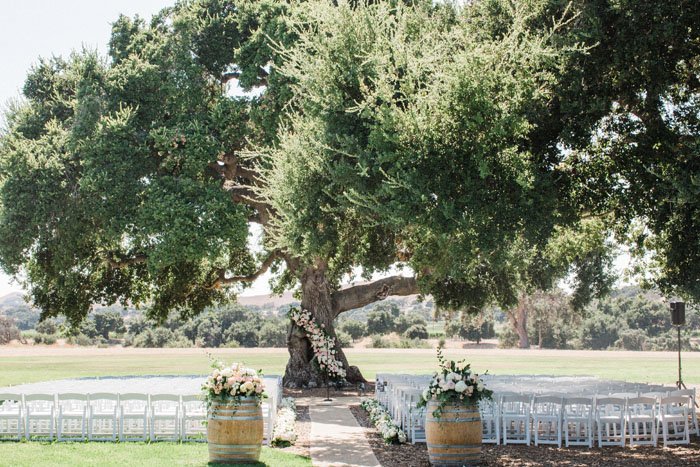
447, 372, 459, 382
454, 380, 468, 393
477, 381, 484, 391
422, 388, 430, 401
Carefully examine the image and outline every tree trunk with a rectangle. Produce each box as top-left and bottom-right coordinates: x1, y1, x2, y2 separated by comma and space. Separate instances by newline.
283, 264, 365, 388
508, 296, 530, 349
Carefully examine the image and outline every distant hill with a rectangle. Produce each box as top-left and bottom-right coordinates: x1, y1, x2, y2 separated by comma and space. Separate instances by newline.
0, 291, 29, 310
237, 290, 298, 309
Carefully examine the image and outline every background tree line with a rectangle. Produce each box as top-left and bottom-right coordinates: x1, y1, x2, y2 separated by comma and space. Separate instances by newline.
2, 286, 696, 351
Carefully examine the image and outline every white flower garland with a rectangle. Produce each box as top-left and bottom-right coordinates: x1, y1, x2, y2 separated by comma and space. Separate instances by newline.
289, 307, 346, 380
271, 397, 297, 447
361, 398, 407, 444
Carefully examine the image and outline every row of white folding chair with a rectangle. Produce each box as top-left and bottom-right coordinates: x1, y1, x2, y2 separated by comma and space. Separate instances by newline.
0, 393, 205, 442
495, 393, 694, 448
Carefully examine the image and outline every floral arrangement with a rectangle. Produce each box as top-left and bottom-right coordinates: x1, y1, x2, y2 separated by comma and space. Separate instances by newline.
417, 346, 492, 417
271, 397, 298, 447
289, 307, 346, 381
202, 360, 266, 406
361, 398, 407, 444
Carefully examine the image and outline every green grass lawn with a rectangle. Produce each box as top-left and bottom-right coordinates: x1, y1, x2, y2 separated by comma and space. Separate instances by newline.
1, 347, 697, 387
0, 442, 309, 467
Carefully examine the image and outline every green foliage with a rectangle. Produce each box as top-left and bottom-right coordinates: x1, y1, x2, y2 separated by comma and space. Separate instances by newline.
366, 309, 395, 335
1, 0, 699, 358
34, 318, 58, 335
403, 323, 429, 340
0, 316, 20, 344
445, 313, 496, 344
335, 330, 352, 348
93, 310, 126, 339
339, 319, 367, 341
258, 320, 288, 347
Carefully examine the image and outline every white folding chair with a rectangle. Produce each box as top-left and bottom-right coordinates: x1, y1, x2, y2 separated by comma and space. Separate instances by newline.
119, 393, 149, 441
563, 396, 594, 448
625, 396, 657, 446
0, 393, 24, 440
668, 389, 699, 436
262, 398, 274, 445
24, 394, 55, 440
595, 397, 626, 447
149, 394, 179, 441
501, 394, 531, 445
532, 396, 563, 447
88, 393, 119, 441
479, 397, 500, 444
400, 389, 424, 444
181, 395, 206, 442
57, 393, 88, 441
657, 396, 691, 447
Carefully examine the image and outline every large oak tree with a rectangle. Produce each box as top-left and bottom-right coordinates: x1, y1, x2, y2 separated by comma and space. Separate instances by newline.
1, 0, 697, 387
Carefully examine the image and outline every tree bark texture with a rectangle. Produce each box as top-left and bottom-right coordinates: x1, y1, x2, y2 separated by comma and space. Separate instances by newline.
508, 296, 530, 349
282, 265, 418, 388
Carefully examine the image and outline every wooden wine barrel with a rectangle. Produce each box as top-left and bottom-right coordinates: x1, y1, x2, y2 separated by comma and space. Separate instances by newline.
425, 401, 482, 466
207, 397, 263, 463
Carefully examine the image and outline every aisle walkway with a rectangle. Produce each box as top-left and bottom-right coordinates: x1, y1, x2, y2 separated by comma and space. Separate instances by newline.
301, 396, 380, 467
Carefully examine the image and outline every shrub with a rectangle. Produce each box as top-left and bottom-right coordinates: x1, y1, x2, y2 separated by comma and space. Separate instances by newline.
367, 334, 390, 348
33, 333, 57, 345
340, 320, 367, 341
394, 313, 427, 334
403, 324, 429, 340
335, 331, 352, 348
35, 318, 58, 335
616, 329, 648, 351
68, 334, 95, 346
396, 338, 431, 349
258, 320, 287, 347
0, 316, 21, 344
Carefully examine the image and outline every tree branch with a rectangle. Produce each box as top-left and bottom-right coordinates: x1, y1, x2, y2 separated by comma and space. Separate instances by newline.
332, 276, 419, 316
103, 253, 147, 270
210, 250, 282, 288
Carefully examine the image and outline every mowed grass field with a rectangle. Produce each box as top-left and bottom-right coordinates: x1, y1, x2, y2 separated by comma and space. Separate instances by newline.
1, 346, 698, 387
0, 443, 310, 467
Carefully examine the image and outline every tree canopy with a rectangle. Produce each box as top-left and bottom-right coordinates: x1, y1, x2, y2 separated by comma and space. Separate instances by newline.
1, 0, 698, 384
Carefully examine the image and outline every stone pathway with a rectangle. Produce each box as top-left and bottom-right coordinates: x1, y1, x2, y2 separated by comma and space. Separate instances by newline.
300, 396, 380, 467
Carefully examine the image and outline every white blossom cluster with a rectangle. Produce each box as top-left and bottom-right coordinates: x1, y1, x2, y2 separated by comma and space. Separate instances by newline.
202, 361, 265, 403
271, 397, 298, 447
361, 398, 407, 444
417, 347, 493, 415
289, 307, 346, 380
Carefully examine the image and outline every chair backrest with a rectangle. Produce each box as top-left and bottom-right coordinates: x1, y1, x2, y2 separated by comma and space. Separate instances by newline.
58, 393, 88, 403
668, 389, 696, 402
563, 397, 593, 417
120, 393, 148, 412
659, 395, 690, 415
0, 393, 23, 413
150, 394, 179, 413
88, 393, 119, 411
533, 396, 563, 415
24, 394, 55, 412
24, 394, 55, 404
89, 393, 119, 402
595, 397, 627, 415
626, 396, 656, 415
501, 394, 532, 415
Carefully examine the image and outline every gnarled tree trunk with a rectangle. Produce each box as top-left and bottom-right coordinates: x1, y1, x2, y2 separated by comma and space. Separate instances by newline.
283, 263, 418, 388
507, 294, 530, 349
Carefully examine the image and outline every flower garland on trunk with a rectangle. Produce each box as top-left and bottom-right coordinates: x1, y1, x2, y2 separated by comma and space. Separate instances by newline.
289, 307, 346, 381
